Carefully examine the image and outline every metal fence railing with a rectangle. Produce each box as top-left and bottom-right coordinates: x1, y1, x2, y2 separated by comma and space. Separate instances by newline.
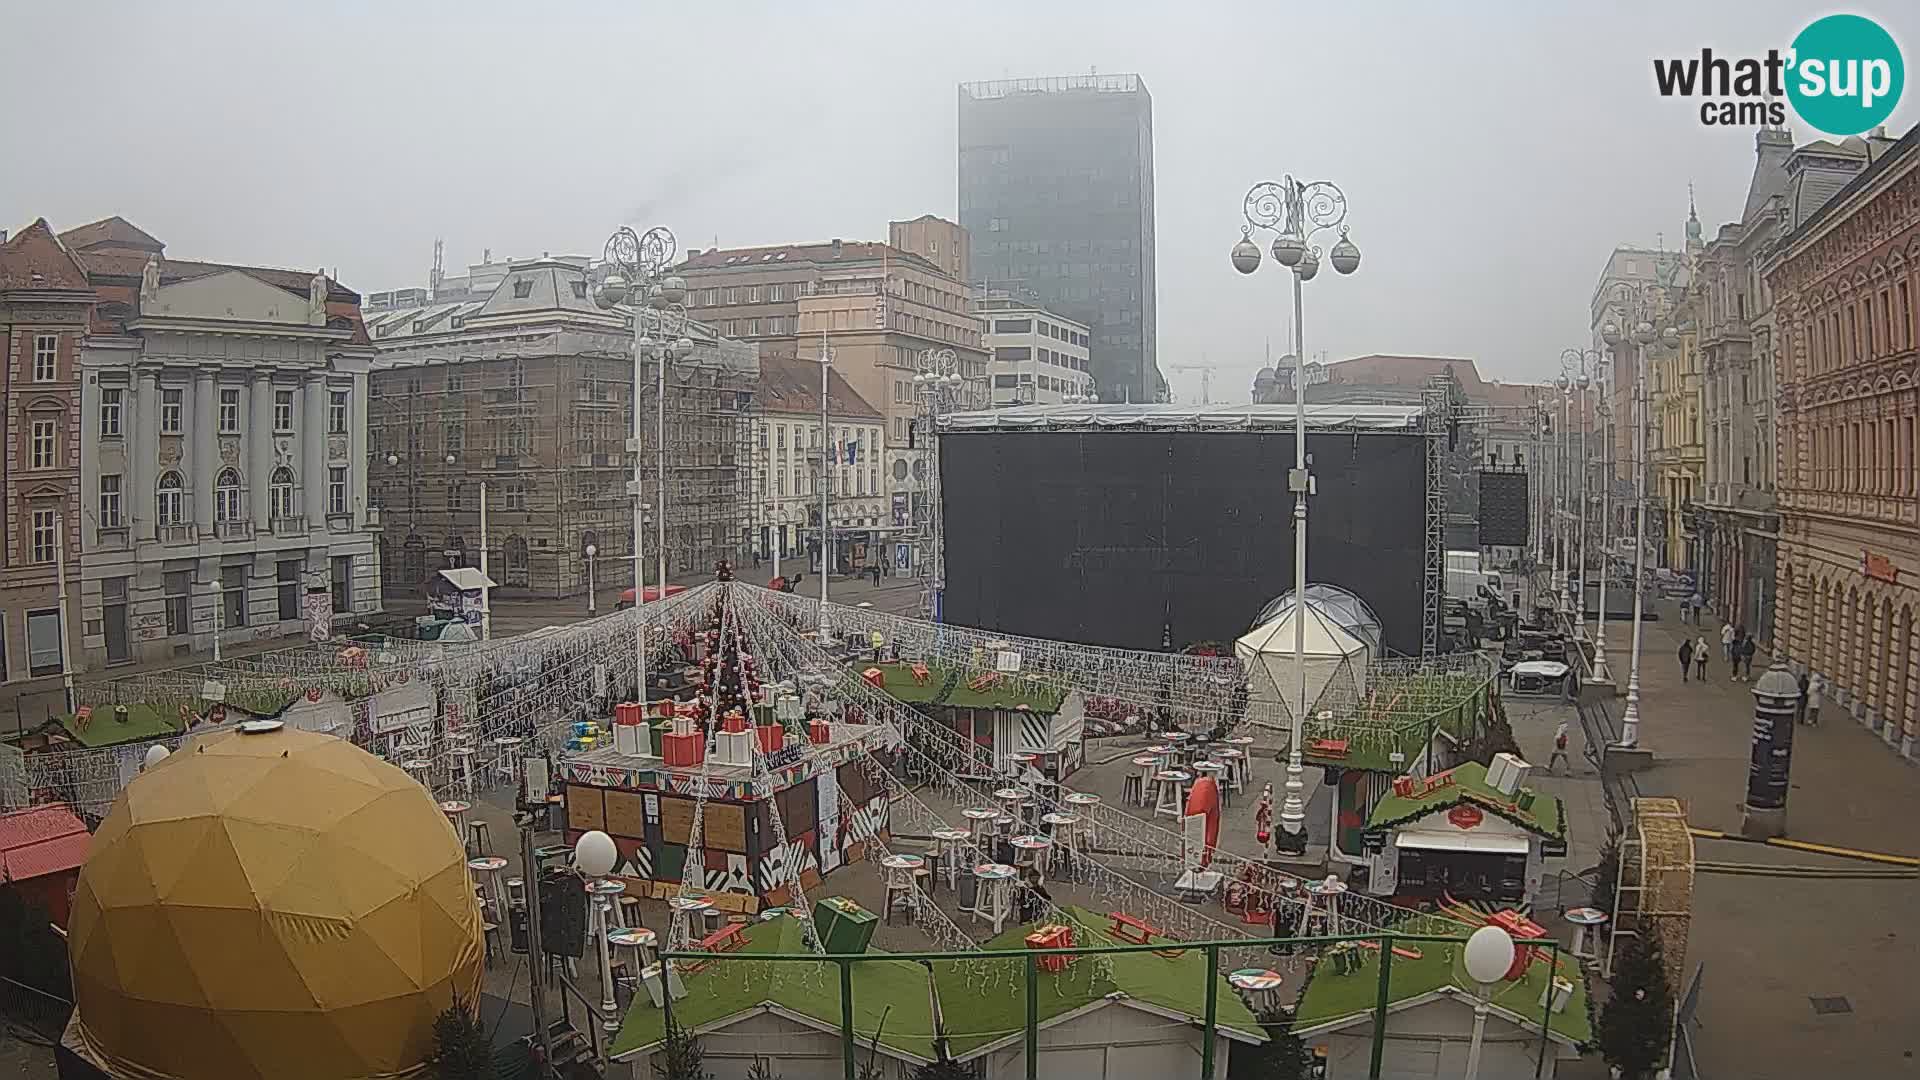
647, 931, 1578, 1080
1, 975, 72, 1045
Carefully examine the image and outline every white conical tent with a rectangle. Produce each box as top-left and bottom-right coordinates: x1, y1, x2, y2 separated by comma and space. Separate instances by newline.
1235, 601, 1371, 726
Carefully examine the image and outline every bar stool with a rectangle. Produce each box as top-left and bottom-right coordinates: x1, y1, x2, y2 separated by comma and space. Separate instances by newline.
492, 736, 524, 788
1039, 812, 1078, 879
931, 827, 971, 891
467, 856, 509, 921
449, 745, 477, 798
466, 819, 492, 859
1062, 792, 1101, 857
1151, 770, 1190, 819
482, 920, 501, 966
1148, 743, 1176, 770
1125, 755, 1157, 807
1216, 747, 1248, 798
962, 807, 997, 849
880, 853, 924, 924
666, 895, 712, 956
972, 862, 1016, 934
618, 895, 642, 931
440, 800, 471, 844
1008, 834, 1051, 881
405, 759, 432, 790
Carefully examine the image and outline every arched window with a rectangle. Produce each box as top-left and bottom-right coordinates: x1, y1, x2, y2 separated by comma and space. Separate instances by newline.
157, 471, 185, 526
214, 468, 244, 523
270, 466, 296, 521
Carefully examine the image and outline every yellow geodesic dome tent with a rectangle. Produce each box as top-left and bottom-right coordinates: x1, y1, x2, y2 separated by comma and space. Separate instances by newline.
66, 723, 483, 1080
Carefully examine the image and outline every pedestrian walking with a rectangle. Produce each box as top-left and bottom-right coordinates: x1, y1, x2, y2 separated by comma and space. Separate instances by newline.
1548, 720, 1572, 774
1695, 634, 1710, 681
1687, 590, 1702, 625
1678, 637, 1695, 682
1738, 635, 1757, 680
1795, 672, 1811, 725
1806, 674, 1823, 726
1720, 622, 1735, 664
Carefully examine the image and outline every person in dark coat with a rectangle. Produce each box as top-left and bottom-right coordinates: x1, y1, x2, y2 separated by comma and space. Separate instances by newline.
1678, 637, 1695, 682
1795, 671, 1811, 725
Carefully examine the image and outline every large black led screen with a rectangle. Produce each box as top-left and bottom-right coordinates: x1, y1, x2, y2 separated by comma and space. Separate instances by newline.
940, 431, 1427, 655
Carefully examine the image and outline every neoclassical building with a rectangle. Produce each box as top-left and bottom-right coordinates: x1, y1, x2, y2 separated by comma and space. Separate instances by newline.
1769, 125, 1920, 760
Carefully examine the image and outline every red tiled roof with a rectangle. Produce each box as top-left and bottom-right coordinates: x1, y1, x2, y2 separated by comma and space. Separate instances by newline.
57, 215, 164, 255
1328, 354, 1488, 393
75, 248, 370, 345
0, 805, 89, 883
0, 219, 92, 292
758, 356, 883, 420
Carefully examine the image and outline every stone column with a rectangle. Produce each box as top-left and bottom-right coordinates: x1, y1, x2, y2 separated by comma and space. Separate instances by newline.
134, 370, 160, 539
303, 373, 328, 525
193, 370, 217, 533
250, 373, 274, 527
349, 372, 369, 524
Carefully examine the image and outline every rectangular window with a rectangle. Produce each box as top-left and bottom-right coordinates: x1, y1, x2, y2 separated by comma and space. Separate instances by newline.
219, 388, 241, 432
993, 318, 1032, 334
446, 372, 464, 393
164, 571, 190, 635
32, 335, 56, 382
99, 475, 123, 528
30, 419, 56, 469
161, 388, 183, 433
332, 556, 353, 613
1899, 282, 1912, 351
25, 609, 62, 677
328, 467, 349, 515
748, 318, 761, 336
768, 284, 785, 302
329, 390, 349, 434
746, 285, 762, 303
724, 287, 739, 304
274, 389, 295, 432
277, 559, 303, 621
222, 564, 247, 628
446, 422, 464, 452
100, 388, 123, 437
29, 508, 56, 564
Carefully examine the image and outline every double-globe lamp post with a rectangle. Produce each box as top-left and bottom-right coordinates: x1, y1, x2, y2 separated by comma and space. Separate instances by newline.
1601, 309, 1676, 748
1560, 349, 1601, 647
1231, 176, 1361, 854
592, 225, 690, 702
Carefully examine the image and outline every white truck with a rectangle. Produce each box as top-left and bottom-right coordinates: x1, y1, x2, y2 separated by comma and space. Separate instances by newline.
1445, 549, 1503, 612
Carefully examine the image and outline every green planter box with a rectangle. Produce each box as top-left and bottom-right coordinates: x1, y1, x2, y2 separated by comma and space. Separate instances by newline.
812, 896, 878, 956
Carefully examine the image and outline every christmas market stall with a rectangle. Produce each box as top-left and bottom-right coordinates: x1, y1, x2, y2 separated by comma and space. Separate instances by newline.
860, 660, 1086, 782
1359, 757, 1568, 910
558, 616, 898, 913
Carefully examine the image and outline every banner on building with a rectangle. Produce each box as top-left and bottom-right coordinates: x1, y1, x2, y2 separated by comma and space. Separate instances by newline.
892, 493, 909, 528
306, 588, 334, 642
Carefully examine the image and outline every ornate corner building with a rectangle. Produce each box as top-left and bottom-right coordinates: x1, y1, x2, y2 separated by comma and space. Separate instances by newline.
1769, 125, 1920, 760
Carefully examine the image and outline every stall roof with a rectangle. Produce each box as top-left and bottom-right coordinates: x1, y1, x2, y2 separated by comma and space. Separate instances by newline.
940, 402, 1427, 432
611, 906, 1265, 1062
1294, 933, 1591, 1047
437, 568, 497, 592
0, 804, 90, 883
860, 661, 1069, 714
1394, 829, 1530, 854
1366, 760, 1566, 841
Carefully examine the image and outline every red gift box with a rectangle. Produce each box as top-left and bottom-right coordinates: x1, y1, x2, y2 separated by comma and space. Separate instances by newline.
807, 719, 831, 745
861, 667, 885, 689
1024, 924, 1075, 972
662, 732, 705, 768
615, 702, 643, 727
721, 713, 748, 734
756, 724, 785, 754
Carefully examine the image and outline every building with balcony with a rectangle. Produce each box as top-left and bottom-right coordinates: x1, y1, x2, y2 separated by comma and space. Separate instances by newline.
0, 221, 91, 731
1590, 247, 1684, 486
1646, 201, 1706, 573
959, 75, 1163, 404
1694, 126, 1896, 644
1770, 123, 1920, 761
63, 217, 379, 668
975, 291, 1092, 405
362, 255, 758, 598
748, 356, 887, 576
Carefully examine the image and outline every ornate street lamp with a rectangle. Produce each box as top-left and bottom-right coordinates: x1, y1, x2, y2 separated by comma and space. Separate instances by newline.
1232, 176, 1360, 856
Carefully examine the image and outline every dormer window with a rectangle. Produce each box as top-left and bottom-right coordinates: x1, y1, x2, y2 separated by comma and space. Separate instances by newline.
571, 280, 588, 299
511, 278, 534, 299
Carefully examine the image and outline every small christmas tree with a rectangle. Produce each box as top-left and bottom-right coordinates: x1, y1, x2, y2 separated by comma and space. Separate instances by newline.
1597, 930, 1675, 1080
912, 1059, 981, 1080
652, 1015, 713, 1080
745, 1056, 782, 1080
1590, 830, 1621, 918
431, 997, 494, 1080
1227, 1006, 1311, 1079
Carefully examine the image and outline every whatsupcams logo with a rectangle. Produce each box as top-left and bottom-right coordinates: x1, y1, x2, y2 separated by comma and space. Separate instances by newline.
1654, 14, 1904, 135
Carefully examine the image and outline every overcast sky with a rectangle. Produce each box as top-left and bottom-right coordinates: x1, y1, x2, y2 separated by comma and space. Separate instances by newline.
5, 2, 1915, 401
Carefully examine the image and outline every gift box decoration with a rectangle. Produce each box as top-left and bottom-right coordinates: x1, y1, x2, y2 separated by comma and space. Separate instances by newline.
615, 701, 644, 728
807, 719, 831, 745
612, 720, 645, 756
720, 712, 748, 734
716, 729, 754, 767
861, 667, 885, 690
756, 724, 786, 755
662, 731, 705, 768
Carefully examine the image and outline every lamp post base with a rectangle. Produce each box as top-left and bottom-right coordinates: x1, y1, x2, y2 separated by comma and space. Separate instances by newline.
1603, 742, 1655, 776
1739, 804, 1787, 840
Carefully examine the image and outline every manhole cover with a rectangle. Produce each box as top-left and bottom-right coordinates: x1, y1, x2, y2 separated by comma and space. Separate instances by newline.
1809, 996, 1852, 1015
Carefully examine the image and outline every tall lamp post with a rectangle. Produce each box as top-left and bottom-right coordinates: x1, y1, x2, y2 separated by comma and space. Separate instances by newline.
1560, 349, 1601, 642
585, 543, 598, 615
817, 331, 834, 638
914, 347, 968, 622
572, 830, 622, 1053
1232, 176, 1362, 854
1555, 374, 1571, 615
1590, 372, 1614, 684
593, 224, 686, 698
1462, 925, 1517, 1080
1602, 305, 1677, 747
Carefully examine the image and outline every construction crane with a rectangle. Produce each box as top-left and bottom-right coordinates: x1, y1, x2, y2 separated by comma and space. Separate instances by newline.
1166, 357, 1222, 405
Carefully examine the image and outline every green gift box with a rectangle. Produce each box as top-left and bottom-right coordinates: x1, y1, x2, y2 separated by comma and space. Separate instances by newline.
811, 896, 878, 956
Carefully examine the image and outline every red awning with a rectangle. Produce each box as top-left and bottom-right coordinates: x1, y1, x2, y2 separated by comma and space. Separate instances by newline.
619, 584, 689, 604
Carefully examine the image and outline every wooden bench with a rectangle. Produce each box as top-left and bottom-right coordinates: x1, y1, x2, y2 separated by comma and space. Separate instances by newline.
683, 922, 748, 973
910, 662, 932, 685
1107, 911, 1161, 946
1353, 939, 1425, 962
968, 671, 1003, 693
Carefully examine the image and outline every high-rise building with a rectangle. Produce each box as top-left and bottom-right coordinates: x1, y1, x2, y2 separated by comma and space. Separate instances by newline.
958, 75, 1162, 404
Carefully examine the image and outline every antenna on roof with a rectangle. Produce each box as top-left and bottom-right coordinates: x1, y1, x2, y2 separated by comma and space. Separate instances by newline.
429, 238, 444, 302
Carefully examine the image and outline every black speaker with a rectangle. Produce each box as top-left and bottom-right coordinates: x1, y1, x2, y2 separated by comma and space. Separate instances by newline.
1476, 471, 1530, 547
538, 868, 587, 957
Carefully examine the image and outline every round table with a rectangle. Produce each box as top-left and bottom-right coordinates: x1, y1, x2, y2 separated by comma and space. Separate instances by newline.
931, 827, 971, 888
962, 806, 998, 846
608, 925, 658, 968
467, 855, 508, 915
1039, 811, 1078, 829
880, 853, 925, 871
440, 799, 473, 817
974, 862, 1016, 881
1165, 731, 1192, 744
1010, 834, 1051, 854
992, 787, 1029, 803
972, 862, 1018, 933
1228, 967, 1287, 1009
1563, 907, 1610, 958
1062, 792, 1102, 808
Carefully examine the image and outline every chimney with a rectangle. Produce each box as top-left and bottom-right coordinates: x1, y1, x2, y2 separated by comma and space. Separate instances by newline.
686, 248, 701, 259
831, 238, 843, 258
0, 229, 8, 244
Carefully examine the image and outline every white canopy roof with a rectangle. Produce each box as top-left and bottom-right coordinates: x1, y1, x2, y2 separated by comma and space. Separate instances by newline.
437, 567, 497, 592
1234, 603, 1370, 725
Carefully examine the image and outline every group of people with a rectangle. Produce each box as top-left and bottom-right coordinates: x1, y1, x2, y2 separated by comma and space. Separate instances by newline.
1675, 619, 1759, 683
